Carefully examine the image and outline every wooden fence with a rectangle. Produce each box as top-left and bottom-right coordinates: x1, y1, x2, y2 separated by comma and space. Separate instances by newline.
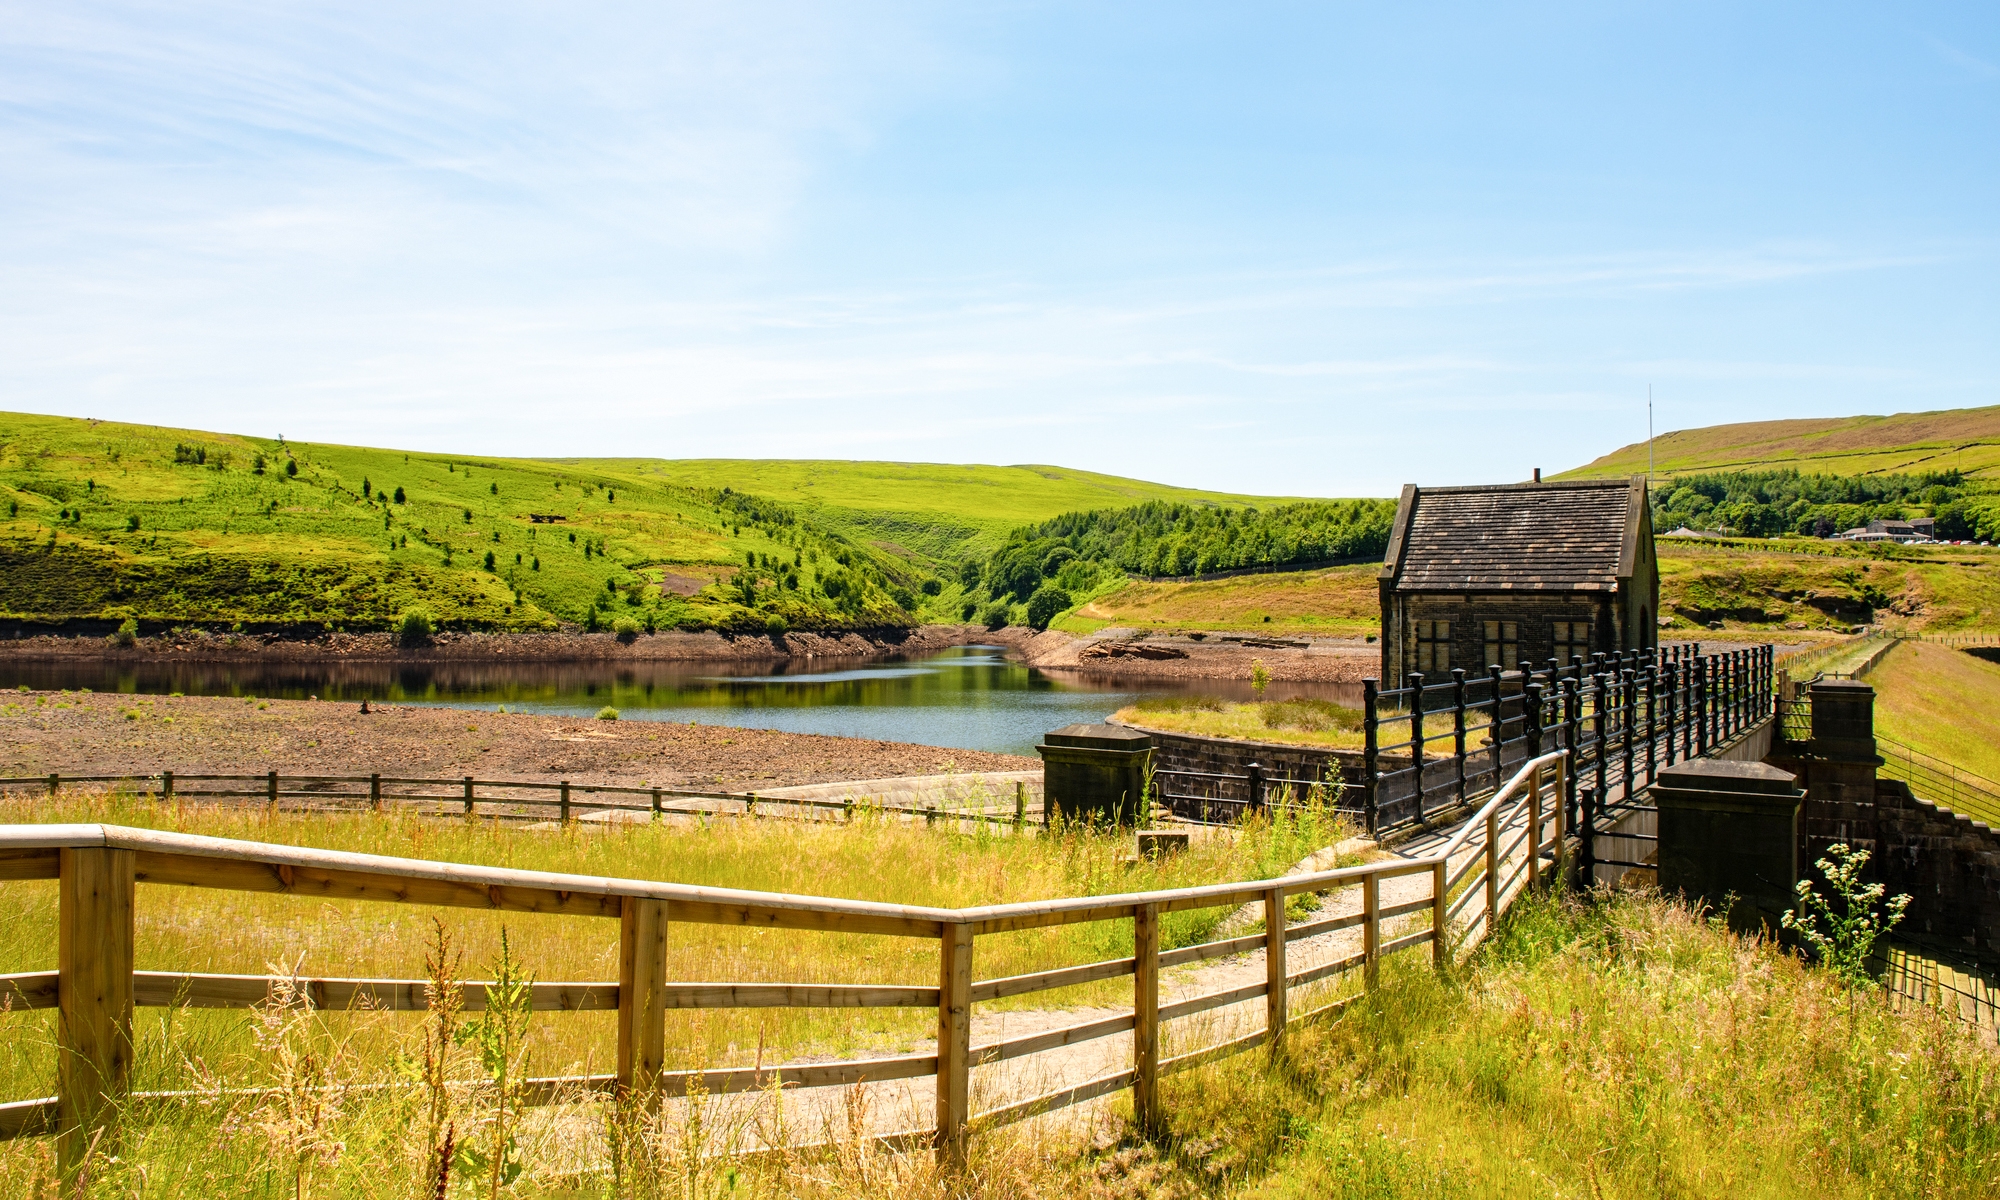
0, 751, 1570, 1172
0, 771, 1041, 829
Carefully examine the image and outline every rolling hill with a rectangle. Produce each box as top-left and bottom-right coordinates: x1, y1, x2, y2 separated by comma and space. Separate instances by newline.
1560, 405, 2000, 480
0, 411, 1310, 633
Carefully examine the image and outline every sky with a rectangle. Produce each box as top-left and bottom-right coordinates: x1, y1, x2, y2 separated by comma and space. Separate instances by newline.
1, 2, 1995, 498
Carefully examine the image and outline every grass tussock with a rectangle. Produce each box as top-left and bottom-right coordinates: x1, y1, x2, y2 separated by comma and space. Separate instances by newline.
1118, 699, 1365, 749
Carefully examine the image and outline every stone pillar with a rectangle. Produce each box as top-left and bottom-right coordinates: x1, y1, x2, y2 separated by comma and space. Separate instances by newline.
1655, 759, 1803, 933
1804, 678, 1882, 865
1037, 725, 1153, 826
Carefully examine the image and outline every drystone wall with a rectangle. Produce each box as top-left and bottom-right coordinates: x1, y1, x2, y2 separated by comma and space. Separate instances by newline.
1877, 779, 2000, 958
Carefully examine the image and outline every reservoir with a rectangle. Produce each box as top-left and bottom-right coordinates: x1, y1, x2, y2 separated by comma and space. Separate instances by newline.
1, 645, 1360, 757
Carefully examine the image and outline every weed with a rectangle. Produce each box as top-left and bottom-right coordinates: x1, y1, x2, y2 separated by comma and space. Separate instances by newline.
1782, 843, 1911, 988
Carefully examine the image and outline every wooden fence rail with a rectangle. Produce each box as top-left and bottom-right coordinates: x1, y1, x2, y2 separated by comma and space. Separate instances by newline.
0, 751, 1568, 1173
0, 771, 1043, 830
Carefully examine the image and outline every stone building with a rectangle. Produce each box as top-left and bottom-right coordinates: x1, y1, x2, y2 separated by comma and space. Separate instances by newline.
1377, 477, 1659, 683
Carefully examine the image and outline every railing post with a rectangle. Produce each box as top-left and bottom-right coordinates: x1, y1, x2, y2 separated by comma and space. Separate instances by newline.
266, 770, 278, 811
1489, 665, 1506, 789
160, 770, 173, 803
1451, 668, 1468, 808
58, 845, 135, 1174
1621, 669, 1637, 793
560, 781, 572, 824
1563, 677, 1581, 833
1363, 869, 1381, 989
1644, 665, 1658, 785
616, 897, 669, 1105
1662, 661, 1678, 768
1527, 762, 1543, 890
1586, 674, 1608, 882
1524, 683, 1544, 763
1361, 678, 1380, 837
1262, 888, 1286, 1056
49, 772, 59, 798
463, 775, 474, 816
1245, 761, 1264, 816
1695, 658, 1710, 757
370, 773, 382, 812
1406, 672, 1425, 823
935, 921, 974, 1168
1135, 902, 1163, 1125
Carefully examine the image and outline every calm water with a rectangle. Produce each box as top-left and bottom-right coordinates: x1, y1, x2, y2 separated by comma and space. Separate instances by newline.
2, 646, 1360, 757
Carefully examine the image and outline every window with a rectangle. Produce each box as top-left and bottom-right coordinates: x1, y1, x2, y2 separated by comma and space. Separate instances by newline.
1552, 620, 1593, 666
1483, 620, 1520, 670
1414, 619, 1451, 675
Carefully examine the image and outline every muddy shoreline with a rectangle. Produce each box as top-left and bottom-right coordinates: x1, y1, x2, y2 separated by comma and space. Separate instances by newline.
0, 689, 1037, 789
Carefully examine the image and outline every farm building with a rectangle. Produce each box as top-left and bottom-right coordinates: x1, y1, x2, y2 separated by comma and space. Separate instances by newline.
1377, 477, 1659, 683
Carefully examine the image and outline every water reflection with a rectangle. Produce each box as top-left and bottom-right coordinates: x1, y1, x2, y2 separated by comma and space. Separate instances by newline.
0, 645, 1360, 757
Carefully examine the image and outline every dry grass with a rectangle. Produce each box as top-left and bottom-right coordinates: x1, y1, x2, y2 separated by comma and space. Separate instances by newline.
1869, 641, 2000, 782
1114, 700, 1366, 751
1067, 566, 1379, 636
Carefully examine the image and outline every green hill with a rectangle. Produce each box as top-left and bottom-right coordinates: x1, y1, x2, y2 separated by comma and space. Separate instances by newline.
0, 411, 1306, 634
1561, 405, 2000, 480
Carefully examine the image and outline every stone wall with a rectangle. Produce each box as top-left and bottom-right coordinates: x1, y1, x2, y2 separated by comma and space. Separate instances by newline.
1876, 779, 2000, 958
1120, 724, 1366, 806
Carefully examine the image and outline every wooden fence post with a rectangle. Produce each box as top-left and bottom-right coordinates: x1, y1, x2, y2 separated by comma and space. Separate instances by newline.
1014, 780, 1026, 828
935, 922, 974, 1169
1262, 887, 1286, 1056
560, 781, 571, 824
652, 787, 663, 821
1526, 764, 1543, 891
1363, 870, 1381, 989
1432, 855, 1449, 969
160, 770, 173, 803
370, 773, 382, 812
58, 846, 135, 1173
266, 770, 278, 811
463, 776, 474, 816
616, 898, 669, 1104
1484, 808, 1500, 937
1135, 902, 1162, 1129
48, 772, 59, 798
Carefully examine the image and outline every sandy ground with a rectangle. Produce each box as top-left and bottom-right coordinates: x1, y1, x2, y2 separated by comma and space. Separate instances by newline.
0, 690, 1036, 787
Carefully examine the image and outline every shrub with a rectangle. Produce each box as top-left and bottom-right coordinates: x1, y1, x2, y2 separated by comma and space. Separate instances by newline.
109, 616, 139, 648
978, 599, 1012, 630
393, 486, 406, 504
1250, 658, 1271, 697
251, 454, 266, 475
483, 550, 496, 571
920, 578, 943, 596
284, 458, 297, 477
125, 514, 140, 532
611, 615, 641, 640
396, 609, 434, 647
596, 706, 619, 721
765, 614, 788, 635
960, 600, 977, 621
1024, 583, 1072, 630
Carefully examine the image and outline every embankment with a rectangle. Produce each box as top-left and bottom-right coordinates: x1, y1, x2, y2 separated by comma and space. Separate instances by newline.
1001, 627, 1377, 683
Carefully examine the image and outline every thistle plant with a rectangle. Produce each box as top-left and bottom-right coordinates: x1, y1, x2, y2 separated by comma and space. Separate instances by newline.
1781, 843, 1911, 988
457, 929, 533, 1197
396, 918, 464, 1200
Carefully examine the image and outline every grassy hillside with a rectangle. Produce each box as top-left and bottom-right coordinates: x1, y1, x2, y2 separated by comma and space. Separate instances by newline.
590, 458, 1301, 560
0, 412, 1307, 633
1562, 404, 2000, 480
1870, 640, 2000, 784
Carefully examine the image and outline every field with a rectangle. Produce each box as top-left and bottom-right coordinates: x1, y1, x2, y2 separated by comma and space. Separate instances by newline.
1560, 404, 2000, 480
1867, 641, 2000, 784
0, 412, 1309, 634
1112, 697, 1366, 751
1062, 565, 1380, 636
3, 802, 1991, 1197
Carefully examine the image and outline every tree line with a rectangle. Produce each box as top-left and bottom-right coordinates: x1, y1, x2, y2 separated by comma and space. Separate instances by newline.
1650, 468, 1998, 540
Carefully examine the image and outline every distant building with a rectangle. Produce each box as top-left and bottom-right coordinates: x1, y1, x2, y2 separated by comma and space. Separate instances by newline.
1841, 517, 1936, 544
1377, 477, 1660, 683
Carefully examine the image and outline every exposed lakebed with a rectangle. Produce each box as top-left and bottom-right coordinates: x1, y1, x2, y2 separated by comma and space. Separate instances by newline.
2, 645, 1363, 757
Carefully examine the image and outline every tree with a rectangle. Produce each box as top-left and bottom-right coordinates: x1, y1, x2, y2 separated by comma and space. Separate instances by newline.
285, 458, 298, 477
1025, 583, 1072, 630
393, 486, 407, 504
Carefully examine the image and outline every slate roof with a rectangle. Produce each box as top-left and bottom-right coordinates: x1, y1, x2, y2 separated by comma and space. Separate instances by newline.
1385, 480, 1639, 592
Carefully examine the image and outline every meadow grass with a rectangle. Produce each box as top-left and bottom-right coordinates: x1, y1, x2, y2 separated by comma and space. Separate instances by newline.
1868, 640, 2000, 782
1068, 566, 1380, 636
6, 869, 1991, 1197
1555, 404, 2000, 479
0, 788, 1349, 1120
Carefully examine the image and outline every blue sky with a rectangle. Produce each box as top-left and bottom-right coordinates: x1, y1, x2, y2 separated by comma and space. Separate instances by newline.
1, 2, 1994, 497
